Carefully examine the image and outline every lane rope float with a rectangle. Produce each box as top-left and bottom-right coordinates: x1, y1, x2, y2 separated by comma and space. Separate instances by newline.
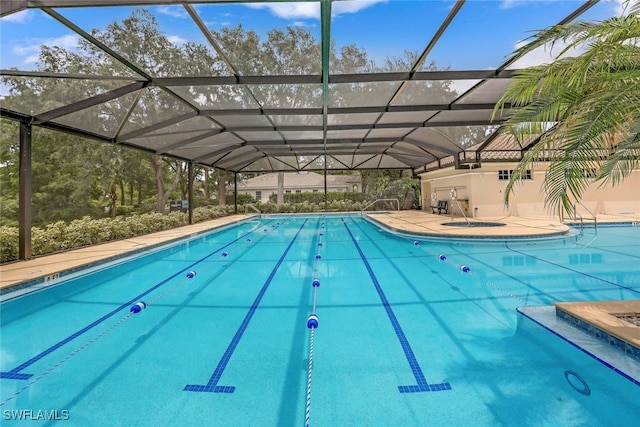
305, 217, 325, 427
0, 220, 289, 407
413, 240, 529, 307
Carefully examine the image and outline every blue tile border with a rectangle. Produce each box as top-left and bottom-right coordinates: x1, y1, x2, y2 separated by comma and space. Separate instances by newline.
517, 307, 640, 388
555, 309, 640, 362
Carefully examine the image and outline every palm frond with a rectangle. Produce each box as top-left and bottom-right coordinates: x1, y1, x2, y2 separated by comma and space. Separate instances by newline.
598, 128, 640, 186
495, 6, 640, 214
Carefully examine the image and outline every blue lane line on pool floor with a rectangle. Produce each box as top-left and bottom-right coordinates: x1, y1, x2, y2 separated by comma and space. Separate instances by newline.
184, 219, 308, 394
0, 223, 272, 381
505, 242, 640, 296
343, 220, 451, 393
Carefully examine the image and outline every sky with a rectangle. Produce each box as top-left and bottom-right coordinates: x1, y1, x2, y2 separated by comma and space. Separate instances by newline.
0, 0, 628, 74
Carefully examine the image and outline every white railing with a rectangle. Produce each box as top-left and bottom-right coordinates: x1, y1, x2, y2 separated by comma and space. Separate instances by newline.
244, 204, 261, 218
360, 198, 400, 214
450, 198, 470, 226
571, 200, 597, 231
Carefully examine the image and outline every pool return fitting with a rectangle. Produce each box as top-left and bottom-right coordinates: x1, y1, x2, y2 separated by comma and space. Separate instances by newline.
305, 218, 325, 427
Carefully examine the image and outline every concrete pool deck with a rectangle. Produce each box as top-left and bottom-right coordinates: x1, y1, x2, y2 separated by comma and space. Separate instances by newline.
1, 210, 637, 292
0, 214, 247, 292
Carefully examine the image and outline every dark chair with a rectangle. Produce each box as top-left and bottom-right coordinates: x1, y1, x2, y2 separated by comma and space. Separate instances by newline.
431, 200, 448, 214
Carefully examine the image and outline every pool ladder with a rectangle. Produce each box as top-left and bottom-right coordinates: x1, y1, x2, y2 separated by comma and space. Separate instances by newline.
361, 198, 400, 214
561, 201, 597, 244
244, 204, 261, 219
570, 200, 597, 232
567, 201, 598, 248
450, 198, 470, 226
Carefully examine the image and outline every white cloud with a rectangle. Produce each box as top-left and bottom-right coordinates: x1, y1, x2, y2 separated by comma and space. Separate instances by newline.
168, 35, 189, 46
13, 34, 80, 65
614, 0, 638, 16
1, 10, 33, 24
157, 5, 189, 19
247, 3, 319, 19
292, 21, 313, 28
499, 0, 527, 9
246, 0, 387, 20
333, 0, 388, 15
499, 0, 561, 9
508, 38, 585, 68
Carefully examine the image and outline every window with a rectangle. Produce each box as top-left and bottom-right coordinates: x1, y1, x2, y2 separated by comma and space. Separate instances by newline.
296, 190, 301, 193
255, 191, 261, 201
285, 190, 291, 194
498, 169, 532, 181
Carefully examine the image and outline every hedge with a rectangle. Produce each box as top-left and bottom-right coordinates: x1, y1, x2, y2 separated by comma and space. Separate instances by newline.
0, 200, 382, 263
0, 205, 233, 263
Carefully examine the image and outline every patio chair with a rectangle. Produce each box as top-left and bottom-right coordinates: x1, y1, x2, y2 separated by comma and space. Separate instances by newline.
431, 200, 448, 214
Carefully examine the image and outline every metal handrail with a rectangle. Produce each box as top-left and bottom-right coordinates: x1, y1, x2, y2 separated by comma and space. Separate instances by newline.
572, 200, 597, 231
361, 198, 400, 214
450, 198, 470, 226
244, 204, 261, 218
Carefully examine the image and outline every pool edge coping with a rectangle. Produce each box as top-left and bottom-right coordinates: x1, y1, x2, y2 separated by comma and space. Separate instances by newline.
0, 215, 254, 296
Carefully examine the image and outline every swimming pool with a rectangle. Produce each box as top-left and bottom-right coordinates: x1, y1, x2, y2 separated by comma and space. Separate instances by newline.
1, 215, 639, 425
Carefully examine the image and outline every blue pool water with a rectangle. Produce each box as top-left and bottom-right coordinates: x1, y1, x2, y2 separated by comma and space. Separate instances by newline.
1, 215, 639, 426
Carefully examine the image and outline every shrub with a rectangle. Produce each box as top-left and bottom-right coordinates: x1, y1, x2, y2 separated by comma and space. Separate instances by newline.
0, 226, 19, 262
268, 191, 366, 205
0, 199, 369, 263
0, 206, 234, 263
225, 193, 255, 205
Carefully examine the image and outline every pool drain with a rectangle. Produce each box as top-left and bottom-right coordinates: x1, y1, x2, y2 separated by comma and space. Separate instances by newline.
564, 370, 590, 395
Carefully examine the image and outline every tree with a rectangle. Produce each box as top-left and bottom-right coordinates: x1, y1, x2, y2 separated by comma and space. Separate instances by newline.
494, 2, 640, 214
362, 169, 419, 209
276, 172, 285, 206
0, 119, 20, 226
149, 155, 183, 213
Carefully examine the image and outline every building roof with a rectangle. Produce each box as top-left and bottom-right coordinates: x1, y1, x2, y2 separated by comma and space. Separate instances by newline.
0, 1, 609, 173
236, 171, 360, 190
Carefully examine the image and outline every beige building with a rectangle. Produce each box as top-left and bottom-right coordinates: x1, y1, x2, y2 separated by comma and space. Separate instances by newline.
418, 136, 640, 220
231, 172, 361, 202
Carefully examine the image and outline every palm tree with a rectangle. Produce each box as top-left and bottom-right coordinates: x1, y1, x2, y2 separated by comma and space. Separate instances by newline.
494, 1, 640, 215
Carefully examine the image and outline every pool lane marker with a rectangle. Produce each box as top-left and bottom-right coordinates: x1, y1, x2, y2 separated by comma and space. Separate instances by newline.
343, 219, 451, 393
0, 221, 286, 406
0, 220, 275, 381
412, 240, 530, 307
184, 219, 308, 393
305, 217, 324, 427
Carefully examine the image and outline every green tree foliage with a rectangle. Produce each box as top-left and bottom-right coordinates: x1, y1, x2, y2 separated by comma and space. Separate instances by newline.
0, 205, 233, 263
494, 2, 640, 213
0, 118, 155, 227
1, 7, 478, 227
0, 120, 20, 226
362, 169, 420, 209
